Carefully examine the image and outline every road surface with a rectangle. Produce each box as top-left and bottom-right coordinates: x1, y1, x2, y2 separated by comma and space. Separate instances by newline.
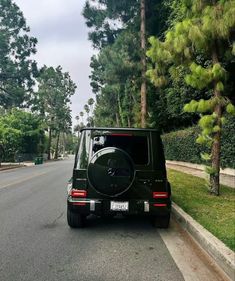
0, 158, 228, 281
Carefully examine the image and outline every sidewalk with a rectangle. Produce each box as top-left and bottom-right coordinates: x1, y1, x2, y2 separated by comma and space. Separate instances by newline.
0, 161, 34, 171
166, 160, 235, 188
0, 158, 66, 171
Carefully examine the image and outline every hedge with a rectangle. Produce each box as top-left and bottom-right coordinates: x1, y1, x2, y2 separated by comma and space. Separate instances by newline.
162, 115, 235, 169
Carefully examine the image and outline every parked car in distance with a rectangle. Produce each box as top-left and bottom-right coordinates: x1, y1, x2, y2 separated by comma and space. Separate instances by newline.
67, 127, 171, 228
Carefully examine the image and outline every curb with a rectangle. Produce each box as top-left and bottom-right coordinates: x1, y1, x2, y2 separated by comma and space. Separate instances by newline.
172, 202, 235, 281
0, 165, 25, 171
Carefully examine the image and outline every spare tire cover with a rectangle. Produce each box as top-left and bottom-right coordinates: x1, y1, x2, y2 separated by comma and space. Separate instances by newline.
87, 147, 135, 197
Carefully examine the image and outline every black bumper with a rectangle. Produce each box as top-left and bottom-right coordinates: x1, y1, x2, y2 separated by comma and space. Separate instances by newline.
67, 198, 171, 216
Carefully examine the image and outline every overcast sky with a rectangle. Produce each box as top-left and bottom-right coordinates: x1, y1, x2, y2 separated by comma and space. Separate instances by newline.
13, 0, 95, 125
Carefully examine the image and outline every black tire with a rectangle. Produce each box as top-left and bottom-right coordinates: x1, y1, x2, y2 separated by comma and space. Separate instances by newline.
67, 207, 86, 228
151, 214, 170, 228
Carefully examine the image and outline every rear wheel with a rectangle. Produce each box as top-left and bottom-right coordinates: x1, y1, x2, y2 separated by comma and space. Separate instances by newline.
151, 214, 170, 228
67, 207, 86, 228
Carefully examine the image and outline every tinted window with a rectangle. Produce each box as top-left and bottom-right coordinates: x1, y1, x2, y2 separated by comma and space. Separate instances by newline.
92, 135, 149, 165
77, 130, 90, 169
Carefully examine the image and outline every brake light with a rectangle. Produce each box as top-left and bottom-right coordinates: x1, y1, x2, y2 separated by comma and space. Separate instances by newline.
72, 202, 86, 206
153, 192, 168, 199
70, 189, 87, 198
110, 134, 132, 136
153, 203, 167, 207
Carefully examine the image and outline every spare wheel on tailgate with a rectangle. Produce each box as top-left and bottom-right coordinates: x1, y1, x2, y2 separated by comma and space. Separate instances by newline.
87, 147, 135, 197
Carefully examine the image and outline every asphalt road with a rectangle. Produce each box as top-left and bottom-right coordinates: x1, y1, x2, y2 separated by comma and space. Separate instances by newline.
1, 158, 228, 281
0, 158, 186, 281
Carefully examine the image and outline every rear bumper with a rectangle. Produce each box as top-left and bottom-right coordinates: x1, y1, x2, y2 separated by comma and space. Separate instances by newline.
67, 198, 171, 216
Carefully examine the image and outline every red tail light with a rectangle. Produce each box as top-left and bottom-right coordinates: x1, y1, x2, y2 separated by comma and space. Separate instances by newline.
72, 202, 87, 206
153, 203, 167, 207
153, 192, 168, 199
70, 189, 87, 198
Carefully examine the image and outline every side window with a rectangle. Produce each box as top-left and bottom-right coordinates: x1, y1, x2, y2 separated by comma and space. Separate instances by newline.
76, 130, 90, 169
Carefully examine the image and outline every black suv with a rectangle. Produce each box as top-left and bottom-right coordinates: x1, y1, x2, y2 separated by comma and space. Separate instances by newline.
67, 127, 171, 228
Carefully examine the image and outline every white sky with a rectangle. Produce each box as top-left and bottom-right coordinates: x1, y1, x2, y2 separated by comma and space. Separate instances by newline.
13, 0, 95, 126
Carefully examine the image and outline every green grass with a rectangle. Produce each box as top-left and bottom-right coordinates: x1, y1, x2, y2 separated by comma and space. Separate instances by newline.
167, 169, 235, 251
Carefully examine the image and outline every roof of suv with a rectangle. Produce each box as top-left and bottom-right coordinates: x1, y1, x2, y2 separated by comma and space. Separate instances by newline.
80, 127, 160, 133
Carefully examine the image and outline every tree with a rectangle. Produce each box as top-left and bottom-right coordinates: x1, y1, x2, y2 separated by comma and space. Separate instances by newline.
88, 98, 95, 114
89, 29, 143, 127
83, 0, 138, 49
34, 66, 76, 160
84, 104, 90, 118
147, 0, 235, 195
0, 0, 38, 108
79, 111, 84, 123
0, 109, 45, 161
83, 0, 174, 129
140, 0, 147, 128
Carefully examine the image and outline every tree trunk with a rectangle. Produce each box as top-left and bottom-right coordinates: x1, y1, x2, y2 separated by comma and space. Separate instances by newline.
116, 112, 120, 127
54, 131, 60, 159
62, 133, 65, 156
127, 116, 131, 128
140, 0, 147, 128
210, 46, 222, 196
47, 127, 52, 160
117, 92, 125, 126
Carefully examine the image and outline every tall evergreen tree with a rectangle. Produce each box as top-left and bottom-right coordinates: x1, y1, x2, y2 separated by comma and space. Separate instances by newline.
140, 0, 147, 128
83, 0, 172, 128
34, 66, 76, 160
0, 0, 38, 108
147, 0, 235, 195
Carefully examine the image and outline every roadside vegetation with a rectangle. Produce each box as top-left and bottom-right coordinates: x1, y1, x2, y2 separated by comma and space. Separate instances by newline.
1, 1, 234, 194
168, 169, 235, 251
162, 115, 235, 169
0, 0, 77, 163
81, 0, 235, 195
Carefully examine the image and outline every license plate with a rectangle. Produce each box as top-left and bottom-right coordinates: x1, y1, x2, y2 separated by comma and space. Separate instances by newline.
110, 201, 129, 211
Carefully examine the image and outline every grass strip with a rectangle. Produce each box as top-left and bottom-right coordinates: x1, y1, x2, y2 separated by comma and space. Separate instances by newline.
167, 168, 235, 251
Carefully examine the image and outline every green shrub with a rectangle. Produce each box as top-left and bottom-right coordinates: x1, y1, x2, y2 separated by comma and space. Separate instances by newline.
162, 115, 235, 169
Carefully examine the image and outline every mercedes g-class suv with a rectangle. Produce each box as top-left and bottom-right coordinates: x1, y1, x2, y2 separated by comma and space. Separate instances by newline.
67, 127, 171, 228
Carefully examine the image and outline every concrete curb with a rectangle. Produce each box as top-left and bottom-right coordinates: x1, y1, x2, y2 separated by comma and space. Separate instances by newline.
0, 165, 25, 171
172, 202, 235, 281
0, 162, 35, 172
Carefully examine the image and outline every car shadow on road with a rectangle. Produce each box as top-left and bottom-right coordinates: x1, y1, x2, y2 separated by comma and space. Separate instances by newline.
77, 214, 172, 233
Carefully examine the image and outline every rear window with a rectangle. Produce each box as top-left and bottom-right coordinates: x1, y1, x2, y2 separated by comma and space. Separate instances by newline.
92, 134, 149, 165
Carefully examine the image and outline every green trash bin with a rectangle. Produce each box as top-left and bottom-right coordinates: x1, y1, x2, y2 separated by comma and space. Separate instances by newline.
35, 156, 43, 165
39, 156, 43, 164
34, 157, 39, 165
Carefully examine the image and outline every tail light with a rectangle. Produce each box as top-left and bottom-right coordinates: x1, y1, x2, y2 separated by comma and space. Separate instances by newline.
153, 192, 168, 199
70, 189, 87, 198
153, 203, 167, 207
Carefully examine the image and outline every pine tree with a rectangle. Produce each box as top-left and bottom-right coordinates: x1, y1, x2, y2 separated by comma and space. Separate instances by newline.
0, 0, 38, 108
140, 0, 147, 128
147, 0, 235, 195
